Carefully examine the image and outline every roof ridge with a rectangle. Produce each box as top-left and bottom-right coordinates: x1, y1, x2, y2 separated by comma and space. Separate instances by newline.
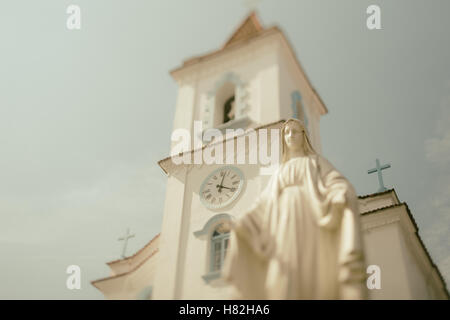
358, 188, 396, 199
360, 201, 404, 216
223, 11, 264, 48
106, 233, 160, 265
158, 119, 285, 174
92, 249, 160, 287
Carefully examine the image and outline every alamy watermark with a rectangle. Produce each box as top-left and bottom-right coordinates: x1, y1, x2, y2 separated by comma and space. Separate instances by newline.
367, 5, 382, 30
170, 121, 280, 168
66, 5, 81, 30
66, 265, 81, 290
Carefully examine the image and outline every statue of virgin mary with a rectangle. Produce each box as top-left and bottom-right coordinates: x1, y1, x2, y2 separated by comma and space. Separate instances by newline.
222, 118, 367, 300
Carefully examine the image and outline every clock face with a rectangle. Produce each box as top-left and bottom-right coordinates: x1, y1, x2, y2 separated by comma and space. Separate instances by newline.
199, 166, 245, 209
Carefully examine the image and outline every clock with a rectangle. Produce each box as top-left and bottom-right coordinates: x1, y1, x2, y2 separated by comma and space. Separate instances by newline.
199, 166, 245, 209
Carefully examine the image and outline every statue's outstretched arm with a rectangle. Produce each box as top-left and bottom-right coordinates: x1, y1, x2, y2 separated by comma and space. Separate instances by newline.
230, 169, 279, 260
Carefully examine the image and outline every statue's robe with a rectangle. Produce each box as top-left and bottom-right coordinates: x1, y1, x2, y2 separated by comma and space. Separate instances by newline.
222, 154, 367, 299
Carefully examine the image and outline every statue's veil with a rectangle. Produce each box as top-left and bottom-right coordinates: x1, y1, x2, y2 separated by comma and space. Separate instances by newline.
281, 118, 317, 163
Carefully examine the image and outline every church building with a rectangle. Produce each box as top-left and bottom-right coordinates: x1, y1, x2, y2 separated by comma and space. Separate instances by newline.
92, 13, 448, 300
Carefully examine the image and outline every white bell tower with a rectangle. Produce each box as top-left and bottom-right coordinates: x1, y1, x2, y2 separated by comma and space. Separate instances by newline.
169, 12, 328, 153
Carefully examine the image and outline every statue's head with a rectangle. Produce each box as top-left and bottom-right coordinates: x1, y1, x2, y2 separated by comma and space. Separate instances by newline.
281, 118, 316, 163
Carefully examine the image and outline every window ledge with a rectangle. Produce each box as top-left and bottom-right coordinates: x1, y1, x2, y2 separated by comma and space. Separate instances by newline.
202, 271, 221, 283
199, 116, 251, 142
215, 116, 251, 133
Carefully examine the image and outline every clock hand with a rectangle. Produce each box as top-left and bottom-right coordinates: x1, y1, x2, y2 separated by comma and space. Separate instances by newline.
216, 184, 227, 193
217, 172, 226, 193
220, 186, 236, 191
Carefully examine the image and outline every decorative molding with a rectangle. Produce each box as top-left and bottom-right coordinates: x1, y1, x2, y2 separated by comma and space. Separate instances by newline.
362, 212, 401, 231
214, 116, 251, 134
208, 72, 244, 94
194, 213, 234, 237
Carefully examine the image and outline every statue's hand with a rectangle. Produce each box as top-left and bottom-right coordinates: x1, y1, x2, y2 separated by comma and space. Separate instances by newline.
319, 197, 346, 229
252, 234, 275, 261
331, 200, 345, 216
331, 191, 346, 207
231, 205, 273, 260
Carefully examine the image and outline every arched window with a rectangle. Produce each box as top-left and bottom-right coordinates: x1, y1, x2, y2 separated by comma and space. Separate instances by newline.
296, 99, 305, 123
194, 213, 233, 282
203, 72, 251, 131
214, 82, 236, 126
291, 90, 309, 131
210, 223, 230, 272
223, 95, 236, 124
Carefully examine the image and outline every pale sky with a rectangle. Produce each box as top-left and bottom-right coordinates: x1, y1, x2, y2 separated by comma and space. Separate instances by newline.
0, 0, 449, 299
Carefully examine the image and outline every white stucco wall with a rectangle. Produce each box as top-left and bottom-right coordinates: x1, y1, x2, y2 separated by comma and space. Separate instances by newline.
152, 174, 188, 299
362, 214, 412, 299
177, 163, 261, 299
361, 204, 448, 300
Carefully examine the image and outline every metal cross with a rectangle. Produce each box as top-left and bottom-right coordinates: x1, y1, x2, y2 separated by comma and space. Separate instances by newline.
367, 158, 391, 192
118, 228, 135, 259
